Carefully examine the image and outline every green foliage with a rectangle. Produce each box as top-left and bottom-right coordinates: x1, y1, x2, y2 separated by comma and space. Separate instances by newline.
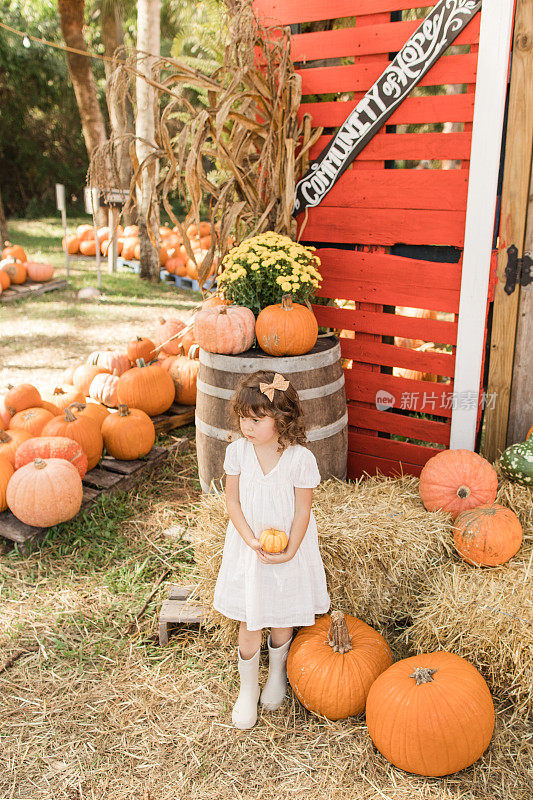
0, 1, 88, 217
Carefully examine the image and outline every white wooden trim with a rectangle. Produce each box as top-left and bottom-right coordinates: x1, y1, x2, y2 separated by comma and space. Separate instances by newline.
450, 0, 515, 451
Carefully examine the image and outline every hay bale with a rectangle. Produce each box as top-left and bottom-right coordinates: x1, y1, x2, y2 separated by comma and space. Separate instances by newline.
402, 480, 532, 717
189, 474, 454, 647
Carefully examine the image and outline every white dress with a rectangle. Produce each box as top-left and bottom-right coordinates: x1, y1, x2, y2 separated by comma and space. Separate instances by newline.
213, 437, 331, 631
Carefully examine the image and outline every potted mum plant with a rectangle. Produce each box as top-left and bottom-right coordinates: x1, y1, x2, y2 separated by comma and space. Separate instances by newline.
216, 231, 322, 318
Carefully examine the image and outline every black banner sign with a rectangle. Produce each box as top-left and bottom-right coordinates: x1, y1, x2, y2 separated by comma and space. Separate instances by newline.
292, 0, 482, 217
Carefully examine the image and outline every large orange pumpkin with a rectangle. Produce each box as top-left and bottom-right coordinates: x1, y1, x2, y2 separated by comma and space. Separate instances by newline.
8, 407, 55, 437
79, 239, 97, 257
15, 436, 88, 478
117, 359, 175, 416
72, 364, 111, 396
153, 317, 186, 355
0, 270, 11, 290
62, 234, 80, 254
5, 384, 42, 415
0, 429, 33, 466
165, 256, 187, 276
2, 261, 26, 284
452, 503, 523, 566
255, 295, 318, 356
0, 456, 14, 511
366, 652, 495, 776
193, 305, 255, 355
42, 404, 103, 471
1, 244, 27, 262
168, 347, 199, 405
418, 449, 498, 519
286, 611, 392, 720
7, 458, 83, 527
102, 404, 155, 460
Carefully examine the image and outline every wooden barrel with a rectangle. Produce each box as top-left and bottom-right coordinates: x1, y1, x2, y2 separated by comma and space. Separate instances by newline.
195, 337, 347, 492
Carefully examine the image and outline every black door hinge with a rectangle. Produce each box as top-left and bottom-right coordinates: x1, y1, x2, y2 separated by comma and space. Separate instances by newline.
504, 245, 533, 295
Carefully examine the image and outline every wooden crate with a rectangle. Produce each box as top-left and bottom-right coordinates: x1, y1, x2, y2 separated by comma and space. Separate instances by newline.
0, 439, 189, 547
159, 584, 205, 645
152, 403, 195, 433
1, 279, 69, 304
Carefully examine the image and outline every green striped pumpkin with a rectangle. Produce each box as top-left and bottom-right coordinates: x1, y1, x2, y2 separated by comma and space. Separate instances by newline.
499, 439, 533, 485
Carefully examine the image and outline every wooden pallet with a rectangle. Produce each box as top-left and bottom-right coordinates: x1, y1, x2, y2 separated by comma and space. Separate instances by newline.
152, 403, 195, 433
0, 438, 189, 546
159, 584, 205, 645
1, 279, 69, 304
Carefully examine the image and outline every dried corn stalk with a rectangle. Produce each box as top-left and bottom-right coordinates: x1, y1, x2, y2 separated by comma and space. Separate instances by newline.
90, 0, 322, 289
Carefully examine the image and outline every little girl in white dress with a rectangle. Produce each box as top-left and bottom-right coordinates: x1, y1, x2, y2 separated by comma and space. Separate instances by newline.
213, 370, 330, 729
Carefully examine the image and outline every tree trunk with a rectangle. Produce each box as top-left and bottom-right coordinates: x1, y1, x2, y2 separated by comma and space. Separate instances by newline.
101, 2, 136, 225
58, 0, 108, 160
136, 0, 161, 281
0, 186, 8, 247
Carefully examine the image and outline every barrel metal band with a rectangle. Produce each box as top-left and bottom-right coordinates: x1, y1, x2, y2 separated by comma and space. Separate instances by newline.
196, 373, 345, 402
198, 342, 341, 373
195, 411, 348, 443
306, 411, 348, 442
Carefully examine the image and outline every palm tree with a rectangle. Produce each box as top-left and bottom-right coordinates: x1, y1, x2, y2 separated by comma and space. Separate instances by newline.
136, 0, 161, 280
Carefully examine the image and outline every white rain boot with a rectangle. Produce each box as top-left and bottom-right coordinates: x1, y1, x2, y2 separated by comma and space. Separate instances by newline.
260, 635, 292, 711
231, 647, 260, 730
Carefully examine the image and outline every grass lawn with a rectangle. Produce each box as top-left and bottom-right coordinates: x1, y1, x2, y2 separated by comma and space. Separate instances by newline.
1, 220, 529, 799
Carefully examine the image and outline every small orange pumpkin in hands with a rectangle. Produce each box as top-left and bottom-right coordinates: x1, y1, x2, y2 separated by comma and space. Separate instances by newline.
259, 528, 288, 553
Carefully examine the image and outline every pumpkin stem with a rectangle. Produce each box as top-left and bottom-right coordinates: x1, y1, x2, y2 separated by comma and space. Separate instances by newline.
457, 485, 471, 499
0, 430, 11, 443
118, 404, 130, 417
188, 343, 200, 360
52, 387, 66, 396
159, 317, 166, 324
326, 610, 353, 654
409, 667, 438, 685
136, 358, 147, 368
64, 403, 84, 422
281, 294, 293, 311
33, 458, 47, 470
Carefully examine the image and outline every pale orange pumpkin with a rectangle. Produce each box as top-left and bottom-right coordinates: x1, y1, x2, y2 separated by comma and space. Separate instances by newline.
194, 304, 255, 354
89, 372, 119, 407
15, 437, 88, 478
126, 336, 156, 364
72, 365, 111, 396
165, 256, 187, 277
123, 225, 139, 238
0, 398, 11, 427
256, 295, 318, 356
168, 347, 199, 405
0, 429, 33, 466
121, 237, 138, 261
452, 503, 523, 566
419, 449, 498, 519
153, 317, 186, 355
365, 652, 494, 776
25, 262, 54, 282
7, 458, 83, 527
79, 239, 97, 257
117, 359, 175, 416
42, 404, 103, 471
287, 611, 392, 720
45, 385, 86, 411
76, 224, 93, 240
86, 349, 130, 376
259, 528, 288, 553
63, 365, 79, 384
0, 456, 14, 512
9, 407, 55, 437
5, 384, 42, 415
102, 404, 155, 460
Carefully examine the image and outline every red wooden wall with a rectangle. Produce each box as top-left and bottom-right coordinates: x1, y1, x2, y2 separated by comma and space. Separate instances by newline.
253, 0, 499, 479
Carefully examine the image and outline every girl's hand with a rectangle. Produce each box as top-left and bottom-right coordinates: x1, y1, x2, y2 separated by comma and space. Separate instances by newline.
259, 549, 295, 565
247, 537, 270, 564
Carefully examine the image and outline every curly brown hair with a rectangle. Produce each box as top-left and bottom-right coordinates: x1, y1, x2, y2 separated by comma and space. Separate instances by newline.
229, 371, 307, 451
